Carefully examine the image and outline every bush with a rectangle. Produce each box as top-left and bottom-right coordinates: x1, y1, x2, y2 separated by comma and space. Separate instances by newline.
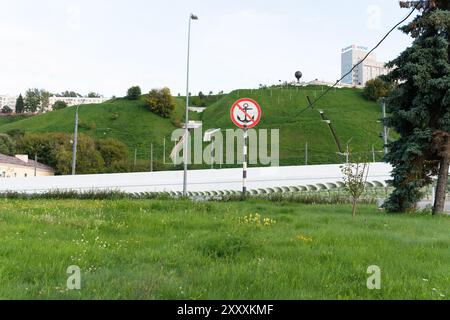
97, 138, 128, 167
53, 100, 68, 110
16, 132, 104, 175
6, 129, 25, 140
363, 78, 392, 101
0, 134, 16, 155
126, 86, 142, 100
1, 106, 13, 114
147, 87, 176, 118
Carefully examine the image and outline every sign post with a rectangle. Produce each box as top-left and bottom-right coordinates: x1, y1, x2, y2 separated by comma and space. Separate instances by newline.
230, 98, 262, 197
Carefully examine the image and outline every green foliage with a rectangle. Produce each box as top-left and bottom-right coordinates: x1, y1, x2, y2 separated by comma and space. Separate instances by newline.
126, 86, 142, 100
0, 133, 16, 155
363, 78, 392, 101
14, 132, 117, 175
15, 94, 24, 114
58, 91, 81, 98
97, 138, 129, 167
24, 88, 41, 113
341, 162, 370, 217
1, 106, 13, 114
147, 87, 176, 118
383, 7, 450, 213
52, 100, 68, 110
40, 90, 50, 112
6, 129, 25, 140
88, 92, 100, 98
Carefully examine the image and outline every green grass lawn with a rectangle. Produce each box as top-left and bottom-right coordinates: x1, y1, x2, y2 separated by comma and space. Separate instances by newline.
0, 199, 448, 300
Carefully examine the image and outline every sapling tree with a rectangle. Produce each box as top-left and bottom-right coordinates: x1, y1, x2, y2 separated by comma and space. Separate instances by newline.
341, 162, 370, 217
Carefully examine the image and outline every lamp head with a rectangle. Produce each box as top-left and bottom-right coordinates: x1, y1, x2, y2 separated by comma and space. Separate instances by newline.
190, 14, 198, 20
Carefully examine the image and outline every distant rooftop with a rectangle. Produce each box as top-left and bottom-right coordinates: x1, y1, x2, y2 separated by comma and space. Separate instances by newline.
342, 45, 369, 53
0, 154, 54, 172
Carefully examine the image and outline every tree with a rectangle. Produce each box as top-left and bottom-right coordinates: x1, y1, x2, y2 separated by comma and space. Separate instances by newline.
40, 90, 50, 112
24, 88, 41, 113
15, 94, 25, 114
88, 92, 100, 98
59, 91, 81, 98
147, 87, 176, 118
363, 78, 392, 101
383, 3, 450, 214
53, 100, 68, 110
16, 132, 105, 175
341, 162, 370, 217
127, 86, 142, 100
96, 138, 128, 167
1, 106, 13, 114
0, 134, 16, 155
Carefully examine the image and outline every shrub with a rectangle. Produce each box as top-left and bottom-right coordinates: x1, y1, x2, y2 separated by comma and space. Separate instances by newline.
0, 134, 16, 155
53, 100, 68, 110
1, 106, 13, 114
97, 138, 128, 167
363, 78, 392, 101
147, 87, 176, 118
126, 86, 142, 100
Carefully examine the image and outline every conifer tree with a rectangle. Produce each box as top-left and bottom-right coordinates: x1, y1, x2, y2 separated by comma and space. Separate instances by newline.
384, 1, 450, 214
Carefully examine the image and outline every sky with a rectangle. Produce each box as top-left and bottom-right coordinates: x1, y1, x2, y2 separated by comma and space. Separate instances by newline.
0, 0, 419, 97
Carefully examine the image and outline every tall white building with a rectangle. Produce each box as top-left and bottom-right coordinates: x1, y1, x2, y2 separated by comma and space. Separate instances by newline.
341, 45, 390, 87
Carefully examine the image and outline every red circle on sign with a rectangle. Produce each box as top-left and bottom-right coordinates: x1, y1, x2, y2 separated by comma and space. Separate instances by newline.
230, 98, 262, 129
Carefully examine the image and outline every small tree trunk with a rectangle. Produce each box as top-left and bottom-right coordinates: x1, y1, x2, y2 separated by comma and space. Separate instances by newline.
352, 198, 357, 218
433, 155, 449, 215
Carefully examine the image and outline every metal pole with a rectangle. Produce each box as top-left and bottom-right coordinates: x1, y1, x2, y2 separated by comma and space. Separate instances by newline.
305, 142, 308, 166
183, 14, 197, 197
163, 138, 166, 165
71, 105, 79, 175
372, 145, 376, 163
243, 126, 248, 197
346, 145, 349, 164
34, 154, 37, 177
382, 98, 388, 156
150, 143, 153, 172
134, 148, 137, 171
211, 140, 214, 170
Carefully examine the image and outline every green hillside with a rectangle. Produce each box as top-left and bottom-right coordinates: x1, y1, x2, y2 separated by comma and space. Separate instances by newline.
203, 86, 386, 165
0, 86, 387, 168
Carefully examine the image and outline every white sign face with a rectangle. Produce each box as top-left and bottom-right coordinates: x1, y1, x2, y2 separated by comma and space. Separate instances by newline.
230, 98, 261, 129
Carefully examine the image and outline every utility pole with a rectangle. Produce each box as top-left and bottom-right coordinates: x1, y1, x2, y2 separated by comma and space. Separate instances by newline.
71, 104, 80, 175
305, 142, 308, 166
163, 138, 166, 165
381, 98, 389, 156
372, 145, 376, 163
34, 154, 37, 177
150, 143, 154, 172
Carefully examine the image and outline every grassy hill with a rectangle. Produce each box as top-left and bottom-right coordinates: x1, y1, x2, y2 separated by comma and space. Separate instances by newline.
0, 86, 387, 168
203, 86, 386, 165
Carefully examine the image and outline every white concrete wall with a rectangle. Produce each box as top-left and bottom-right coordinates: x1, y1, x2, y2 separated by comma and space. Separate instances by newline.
0, 163, 393, 195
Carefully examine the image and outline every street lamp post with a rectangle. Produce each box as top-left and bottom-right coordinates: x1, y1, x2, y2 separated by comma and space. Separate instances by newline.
72, 104, 80, 175
183, 13, 198, 197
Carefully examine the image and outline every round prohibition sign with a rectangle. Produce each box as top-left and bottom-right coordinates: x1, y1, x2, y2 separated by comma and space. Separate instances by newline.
230, 98, 262, 129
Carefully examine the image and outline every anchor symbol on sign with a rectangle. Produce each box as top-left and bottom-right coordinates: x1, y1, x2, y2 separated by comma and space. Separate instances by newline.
237, 103, 255, 124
